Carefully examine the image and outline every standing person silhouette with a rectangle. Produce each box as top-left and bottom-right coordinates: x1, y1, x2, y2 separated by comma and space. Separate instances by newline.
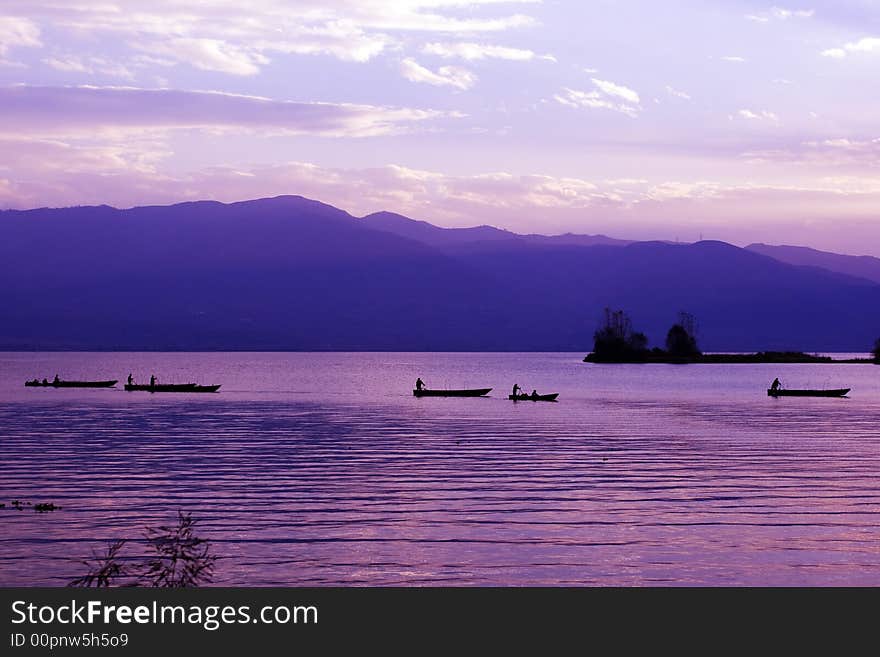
512, 383, 521, 398
415, 377, 425, 392
127, 373, 133, 386
150, 374, 156, 388
771, 377, 781, 392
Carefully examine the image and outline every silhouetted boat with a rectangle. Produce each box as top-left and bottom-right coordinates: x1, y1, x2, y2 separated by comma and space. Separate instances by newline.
413, 388, 491, 397
767, 388, 850, 397
124, 383, 221, 393
509, 393, 559, 402
25, 379, 117, 388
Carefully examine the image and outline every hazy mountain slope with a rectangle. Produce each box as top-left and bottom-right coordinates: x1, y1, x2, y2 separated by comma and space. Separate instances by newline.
360, 211, 630, 248
747, 243, 880, 285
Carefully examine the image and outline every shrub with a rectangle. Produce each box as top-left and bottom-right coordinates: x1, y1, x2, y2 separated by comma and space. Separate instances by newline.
69, 512, 216, 588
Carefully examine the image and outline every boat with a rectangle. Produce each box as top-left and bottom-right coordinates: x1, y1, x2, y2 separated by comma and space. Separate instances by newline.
413, 388, 491, 397
124, 383, 221, 393
509, 393, 559, 402
767, 388, 850, 397
25, 379, 117, 388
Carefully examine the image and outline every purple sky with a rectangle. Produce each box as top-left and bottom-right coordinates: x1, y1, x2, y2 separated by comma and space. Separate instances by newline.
1, 1, 879, 254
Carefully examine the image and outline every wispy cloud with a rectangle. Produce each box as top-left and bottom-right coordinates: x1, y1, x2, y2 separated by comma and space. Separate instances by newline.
422, 42, 551, 62
0, 85, 455, 138
821, 37, 880, 59
399, 58, 476, 90
735, 109, 780, 123
2, 1, 540, 73
134, 38, 269, 76
743, 137, 880, 168
721, 56, 747, 63
591, 78, 640, 104
0, 16, 41, 56
554, 78, 641, 117
44, 55, 133, 78
665, 85, 691, 100
746, 7, 814, 22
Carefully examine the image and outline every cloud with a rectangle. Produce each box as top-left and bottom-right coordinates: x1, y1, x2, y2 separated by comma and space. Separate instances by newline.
0, 16, 41, 55
254, 20, 389, 63
399, 58, 476, 90
0, 1, 540, 73
665, 85, 691, 100
422, 41, 549, 61
0, 85, 454, 138
590, 78, 640, 104
554, 78, 641, 117
721, 56, 747, 62
743, 137, 880, 168
135, 38, 269, 76
821, 48, 847, 58
43, 55, 133, 78
821, 37, 880, 59
736, 109, 780, 123
43, 56, 90, 73
746, 7, 814, 22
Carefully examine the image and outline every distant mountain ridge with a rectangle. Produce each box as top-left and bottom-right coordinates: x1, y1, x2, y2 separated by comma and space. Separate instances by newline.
1, 195, 878, 351
361, 211, 631, 248
746, 243, 880, 285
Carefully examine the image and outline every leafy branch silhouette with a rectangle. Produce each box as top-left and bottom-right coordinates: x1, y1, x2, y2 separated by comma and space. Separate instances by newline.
69, 512, 216, 588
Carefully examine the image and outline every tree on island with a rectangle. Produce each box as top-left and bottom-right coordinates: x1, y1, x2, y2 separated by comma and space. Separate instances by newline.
665, 311, 701, 359
873, 337, 880, 363
591, 308, 650, 361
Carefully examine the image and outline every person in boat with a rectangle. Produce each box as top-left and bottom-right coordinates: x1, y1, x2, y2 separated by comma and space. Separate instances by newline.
127, 373, 133, 386
530, 389, 538, 400
53, 374, 60, 385
512, 383, 521, 398
415, 377, 425, 392
770, 377, 781, 392
150, 374, 156, 388
42, 378, 48, 385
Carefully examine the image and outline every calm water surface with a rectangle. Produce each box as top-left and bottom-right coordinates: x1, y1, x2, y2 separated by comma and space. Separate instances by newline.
1, 352, 878, 586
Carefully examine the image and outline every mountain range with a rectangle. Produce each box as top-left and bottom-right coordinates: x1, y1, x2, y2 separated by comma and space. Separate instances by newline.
1, 195, 878, 351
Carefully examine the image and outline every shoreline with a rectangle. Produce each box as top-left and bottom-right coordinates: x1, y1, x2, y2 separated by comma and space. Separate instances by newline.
584, 352, 876, 364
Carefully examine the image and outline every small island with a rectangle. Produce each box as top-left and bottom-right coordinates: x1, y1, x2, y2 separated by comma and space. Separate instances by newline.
583, 309, 879, 364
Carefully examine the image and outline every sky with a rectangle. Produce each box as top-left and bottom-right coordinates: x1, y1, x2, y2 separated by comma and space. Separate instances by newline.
0, 1, 879, 254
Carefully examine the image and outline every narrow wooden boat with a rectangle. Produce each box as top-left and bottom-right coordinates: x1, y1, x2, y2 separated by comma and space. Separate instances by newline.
124, 383, 221, 393
25, 379, 117, 388
509, 393, 559, 402
767, 388, 850, 397
413, 388, 491, 397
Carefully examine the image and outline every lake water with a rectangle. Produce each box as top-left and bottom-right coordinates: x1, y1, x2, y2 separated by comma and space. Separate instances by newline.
1, 352, 878, 586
